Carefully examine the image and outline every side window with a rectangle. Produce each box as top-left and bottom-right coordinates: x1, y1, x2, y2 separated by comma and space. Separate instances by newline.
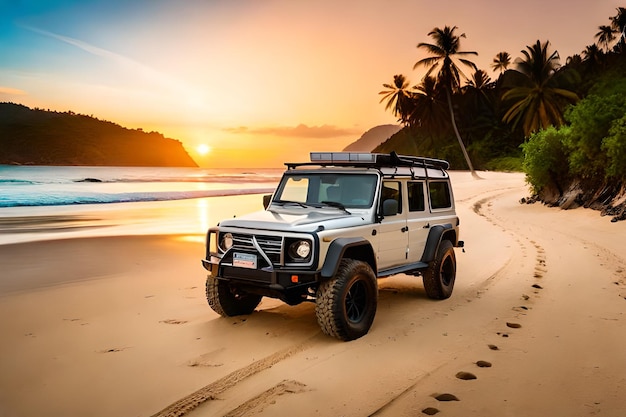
408, 181, 425, 212
429, 181, 452, 210
381, 181, 402, 214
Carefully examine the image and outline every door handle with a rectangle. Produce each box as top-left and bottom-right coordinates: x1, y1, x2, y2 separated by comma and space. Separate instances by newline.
401, 226, 408, 232
423, 223, 430, 229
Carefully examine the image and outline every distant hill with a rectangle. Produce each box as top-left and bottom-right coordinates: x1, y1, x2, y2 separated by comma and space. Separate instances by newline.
343, 124, 401, 152
0, 103, 197, 167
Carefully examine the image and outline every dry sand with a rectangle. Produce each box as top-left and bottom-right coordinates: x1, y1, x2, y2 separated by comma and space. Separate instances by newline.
1, 171, 625, 417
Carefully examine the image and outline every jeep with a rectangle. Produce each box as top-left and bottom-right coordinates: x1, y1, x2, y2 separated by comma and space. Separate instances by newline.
202, 152, 463, 341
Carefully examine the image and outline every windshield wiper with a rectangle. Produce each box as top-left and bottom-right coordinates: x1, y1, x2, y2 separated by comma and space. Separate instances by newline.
275, 200, 310, 208
321, 201, 351, 214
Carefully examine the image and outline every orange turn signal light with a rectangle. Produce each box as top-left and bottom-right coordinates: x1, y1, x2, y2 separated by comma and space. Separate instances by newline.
291, 275, 299, 283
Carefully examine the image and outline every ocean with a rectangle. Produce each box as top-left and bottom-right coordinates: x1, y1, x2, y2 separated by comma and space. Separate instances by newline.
0, 165, 282, 245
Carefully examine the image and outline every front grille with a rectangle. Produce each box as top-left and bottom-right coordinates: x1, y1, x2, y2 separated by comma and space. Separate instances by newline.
232, 233, 283, 265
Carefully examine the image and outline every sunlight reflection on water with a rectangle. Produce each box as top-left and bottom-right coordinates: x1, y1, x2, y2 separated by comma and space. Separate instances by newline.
0, 193, 268, 245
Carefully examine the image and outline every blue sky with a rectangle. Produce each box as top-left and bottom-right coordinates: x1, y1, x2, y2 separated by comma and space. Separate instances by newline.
0, 0, 622, 167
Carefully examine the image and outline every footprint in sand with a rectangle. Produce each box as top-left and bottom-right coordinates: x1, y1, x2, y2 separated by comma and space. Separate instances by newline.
532, 284, 543, 289
99, 347, 129, 353
422, 407, 440, 415
455, 371, 477, 380
160, 319, 188, 325
187, 357, 224, 368
488, 344, 499, 351
476, 360, 492, 368
433, 393, 460, 402
506, 322, 522, 329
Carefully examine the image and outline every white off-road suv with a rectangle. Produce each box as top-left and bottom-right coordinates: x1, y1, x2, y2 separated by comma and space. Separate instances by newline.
202, 152, 463, 341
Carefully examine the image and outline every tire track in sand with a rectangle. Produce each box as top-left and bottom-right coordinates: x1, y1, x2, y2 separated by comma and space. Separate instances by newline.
222, 379, 309, 417
150, 338, 315, 417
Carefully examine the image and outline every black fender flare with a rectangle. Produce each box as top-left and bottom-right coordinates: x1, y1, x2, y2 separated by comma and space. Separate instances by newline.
321, 237, 376, 278
420, 224, 456, 263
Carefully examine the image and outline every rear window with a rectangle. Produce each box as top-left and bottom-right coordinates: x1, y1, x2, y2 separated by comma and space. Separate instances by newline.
408, 181, 425, 212
429, 181, 452, 209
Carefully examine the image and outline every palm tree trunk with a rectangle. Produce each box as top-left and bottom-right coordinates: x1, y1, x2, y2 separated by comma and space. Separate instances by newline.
445, 89, 480, 178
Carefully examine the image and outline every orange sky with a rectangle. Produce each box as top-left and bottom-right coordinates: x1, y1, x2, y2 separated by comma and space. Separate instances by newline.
0, 0, 622, 167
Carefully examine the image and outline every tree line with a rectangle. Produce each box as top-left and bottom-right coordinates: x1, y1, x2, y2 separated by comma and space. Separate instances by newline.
0, 103, 198, 167
377, 7, 626, 213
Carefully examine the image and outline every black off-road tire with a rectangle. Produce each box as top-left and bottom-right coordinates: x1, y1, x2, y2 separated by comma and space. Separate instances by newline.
422, 240, 456, 299
315, 259, 378, 341
205, 275, 262, 317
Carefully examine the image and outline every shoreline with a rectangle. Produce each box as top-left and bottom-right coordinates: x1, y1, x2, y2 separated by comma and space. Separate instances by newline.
0, 192, 270, 246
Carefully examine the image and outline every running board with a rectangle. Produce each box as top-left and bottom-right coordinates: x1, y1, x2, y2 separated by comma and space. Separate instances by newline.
377, 262, 429, 278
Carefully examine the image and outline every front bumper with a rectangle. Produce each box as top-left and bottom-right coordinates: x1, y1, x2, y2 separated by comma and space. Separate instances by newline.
202, 258, 320, 292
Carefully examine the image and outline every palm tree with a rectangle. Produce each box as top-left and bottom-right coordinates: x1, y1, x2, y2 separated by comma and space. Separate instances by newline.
595, 8, 626, 51
611, 7, 626, 43
460, 69, 499, 148
582, 44, 604, 72
465, 69, 493, 90
491, 52, 511, 73
379, 74, 413, 125
462, 69, 496, 120
501, 40, 579, 136
414, 26, 479, 176
409, 75, 448, 131
595, 25, 616, 51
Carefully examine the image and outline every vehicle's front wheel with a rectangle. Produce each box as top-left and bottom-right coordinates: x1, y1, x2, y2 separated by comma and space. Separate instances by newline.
205, 275, 262, 316
422, 240, 456, 299
315, 259, 378, 341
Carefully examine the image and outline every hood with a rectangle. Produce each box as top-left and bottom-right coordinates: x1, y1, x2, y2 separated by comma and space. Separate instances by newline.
218, 207, 369, 232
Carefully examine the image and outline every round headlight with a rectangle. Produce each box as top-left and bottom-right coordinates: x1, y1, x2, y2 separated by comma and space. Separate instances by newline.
219, 232, 233, 252
289, 240, 311, 259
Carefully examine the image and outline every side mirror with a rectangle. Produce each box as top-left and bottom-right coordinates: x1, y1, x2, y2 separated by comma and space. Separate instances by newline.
263, 194, 272, 209
383, 199, 398, 216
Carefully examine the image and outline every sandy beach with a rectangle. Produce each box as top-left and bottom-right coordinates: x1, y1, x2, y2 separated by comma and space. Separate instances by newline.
1, 171, 625, 417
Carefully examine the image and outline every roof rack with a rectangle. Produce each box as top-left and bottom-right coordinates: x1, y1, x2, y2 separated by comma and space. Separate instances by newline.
285, 151, 450, 171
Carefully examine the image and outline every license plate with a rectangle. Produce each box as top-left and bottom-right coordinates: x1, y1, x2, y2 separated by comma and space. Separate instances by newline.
233, 252, 257, 269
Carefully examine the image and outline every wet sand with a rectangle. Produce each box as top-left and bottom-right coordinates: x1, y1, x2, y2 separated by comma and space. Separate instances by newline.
1, 171, 625, 416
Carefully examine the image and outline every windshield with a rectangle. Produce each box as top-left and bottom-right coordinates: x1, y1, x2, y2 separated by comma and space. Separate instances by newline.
274, 173, 378, 209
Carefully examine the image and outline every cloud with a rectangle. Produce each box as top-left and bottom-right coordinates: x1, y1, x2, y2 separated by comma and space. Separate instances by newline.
0, 86, 27, 96
224, 124, 360, 138
21, 24, 143, 69
19, 24, 202, 104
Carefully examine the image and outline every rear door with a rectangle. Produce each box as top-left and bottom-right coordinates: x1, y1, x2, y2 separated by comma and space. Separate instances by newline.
406, 181, 430, 262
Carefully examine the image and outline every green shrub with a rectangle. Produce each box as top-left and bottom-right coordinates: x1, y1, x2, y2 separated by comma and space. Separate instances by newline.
602, 115, 626, 179
563, 92, 626, 179
521, 126, 570, 194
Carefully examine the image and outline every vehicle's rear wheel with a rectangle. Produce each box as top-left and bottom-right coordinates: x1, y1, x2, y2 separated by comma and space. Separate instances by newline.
315, 259, 378, 341
205, 275, 262, 316
422, 240, 456, 299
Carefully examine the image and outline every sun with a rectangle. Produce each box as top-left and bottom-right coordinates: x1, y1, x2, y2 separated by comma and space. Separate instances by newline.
196, 144, 211, 155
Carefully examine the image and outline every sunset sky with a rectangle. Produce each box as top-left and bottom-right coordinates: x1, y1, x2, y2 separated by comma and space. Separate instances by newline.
0, 0, 622, 167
